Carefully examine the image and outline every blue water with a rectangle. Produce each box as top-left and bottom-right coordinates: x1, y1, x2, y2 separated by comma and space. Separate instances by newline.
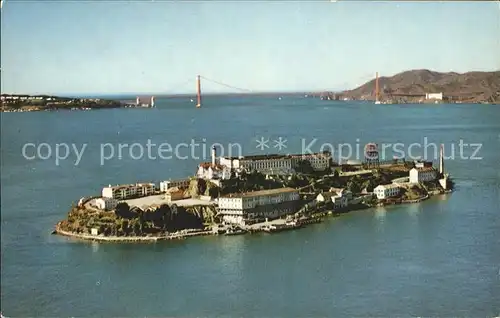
1, 96, 499, 316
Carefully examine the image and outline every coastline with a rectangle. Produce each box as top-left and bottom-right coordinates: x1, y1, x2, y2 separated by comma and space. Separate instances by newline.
53, 190, 450, 244
54, 226, 213, 243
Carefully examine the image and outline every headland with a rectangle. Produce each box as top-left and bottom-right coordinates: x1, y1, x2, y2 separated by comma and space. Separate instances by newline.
0, 94, 155, 112
315, 69, 500, 104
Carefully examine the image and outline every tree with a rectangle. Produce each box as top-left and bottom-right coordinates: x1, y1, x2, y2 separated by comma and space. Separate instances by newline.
115, 202, 130, 218
296, 160, 314, 175
347, 179, 361, 194
333, 169, 340, 178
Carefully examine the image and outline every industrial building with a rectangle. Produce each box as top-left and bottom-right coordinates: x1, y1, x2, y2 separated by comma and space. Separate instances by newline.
102, 183, 156, 200
218, 151, 332, 175
217, 187, 300, 225
409, 167, 438, 183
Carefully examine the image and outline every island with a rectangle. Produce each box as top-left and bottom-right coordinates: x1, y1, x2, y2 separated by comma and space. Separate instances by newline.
54, 145, 454, 242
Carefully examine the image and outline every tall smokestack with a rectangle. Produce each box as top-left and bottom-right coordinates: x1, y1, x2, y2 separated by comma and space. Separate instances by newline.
211, 146, 216, 166
375, 72, 379, 102
439, 144, 444, 175
196, 75, 201, 108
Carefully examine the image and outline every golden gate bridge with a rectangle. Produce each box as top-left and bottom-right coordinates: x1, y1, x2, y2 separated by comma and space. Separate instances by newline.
127, 75, 330, 109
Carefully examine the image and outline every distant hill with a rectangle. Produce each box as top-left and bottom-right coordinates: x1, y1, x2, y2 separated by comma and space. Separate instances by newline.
342, 69, 500, 103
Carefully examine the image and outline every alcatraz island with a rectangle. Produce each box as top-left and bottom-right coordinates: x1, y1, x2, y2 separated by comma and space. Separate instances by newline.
54, 145, 454, 242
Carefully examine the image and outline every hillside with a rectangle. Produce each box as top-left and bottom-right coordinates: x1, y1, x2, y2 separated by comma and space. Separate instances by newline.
342, 69, 500, 103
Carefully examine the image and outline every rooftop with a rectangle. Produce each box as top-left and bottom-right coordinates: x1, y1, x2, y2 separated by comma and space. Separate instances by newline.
375, 184, 401, 190
222, 187, 298, 198
104, 183, 155, 190
412, 167, 436, 172
223, 151, 331, 161
318, 192, 336, 199
199, 162, 224, 170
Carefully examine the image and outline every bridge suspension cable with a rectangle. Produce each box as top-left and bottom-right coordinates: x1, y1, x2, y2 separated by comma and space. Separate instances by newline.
162, 78, 195, 95
199, 75, 252, 93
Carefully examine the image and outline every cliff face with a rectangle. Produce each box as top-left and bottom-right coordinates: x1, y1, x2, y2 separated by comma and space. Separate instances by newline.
60, 202, 218, 237
343, 69, 500, 103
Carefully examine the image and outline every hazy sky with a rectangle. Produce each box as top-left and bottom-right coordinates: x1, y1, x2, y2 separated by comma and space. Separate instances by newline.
1, 0, 499, 95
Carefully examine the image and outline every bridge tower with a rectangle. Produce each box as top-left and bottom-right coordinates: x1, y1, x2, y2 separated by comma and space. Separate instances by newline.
196, 75, 201, 108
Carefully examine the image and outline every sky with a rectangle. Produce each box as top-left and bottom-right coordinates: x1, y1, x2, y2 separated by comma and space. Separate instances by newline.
1, 0, 499, 95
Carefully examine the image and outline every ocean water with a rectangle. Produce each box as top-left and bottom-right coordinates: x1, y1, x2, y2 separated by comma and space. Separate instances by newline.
1, 96, 499, 316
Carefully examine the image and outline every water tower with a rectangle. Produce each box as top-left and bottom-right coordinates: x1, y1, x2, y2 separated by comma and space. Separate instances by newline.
364, 143, 380, 168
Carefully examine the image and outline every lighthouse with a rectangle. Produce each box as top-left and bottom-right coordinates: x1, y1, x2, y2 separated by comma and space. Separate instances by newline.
150, 96, 155, 108
211, 145, 216, 166
439, 144, 444, 175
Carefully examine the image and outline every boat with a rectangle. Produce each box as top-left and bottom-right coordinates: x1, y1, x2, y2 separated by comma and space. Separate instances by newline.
262, 221, 302, 233
224, 227, 247, 236
375, 100, 381, 105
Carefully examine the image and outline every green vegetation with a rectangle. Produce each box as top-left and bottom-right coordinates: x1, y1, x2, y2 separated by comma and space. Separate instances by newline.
58, 202, 217, 237
56, 163, 453, 238
1, 96, 124, 112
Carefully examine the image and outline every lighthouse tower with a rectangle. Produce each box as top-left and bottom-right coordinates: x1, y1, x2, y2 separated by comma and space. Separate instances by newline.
438, 144, 448, 190
439, 144, 444, 175
150, 96, 155, 108
211, 145, 216, 166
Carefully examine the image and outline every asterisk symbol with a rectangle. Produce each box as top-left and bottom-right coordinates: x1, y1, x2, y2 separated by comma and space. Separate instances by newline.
273, 137, 287, 151
255, 137, 270, 151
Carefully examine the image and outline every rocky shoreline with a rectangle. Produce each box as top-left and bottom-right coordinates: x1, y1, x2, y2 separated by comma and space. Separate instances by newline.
53, 191, 451, 244
54, 225, 213, 243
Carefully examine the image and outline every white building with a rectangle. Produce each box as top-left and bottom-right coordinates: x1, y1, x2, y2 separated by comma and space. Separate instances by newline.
219, 152, 331, 175
293, 152, 331, 171
102, 183, 155, 200
316, 192, 335, 202
409, 167, 437, 184
317, 188, 351, 209
331, 193, 348, 210
159, 179, 191, 192
218, 188, 300, 225
425, 92, 443, 100
95, 197, 118, 211
374, 184, 401, 200
196, 163, 231, 180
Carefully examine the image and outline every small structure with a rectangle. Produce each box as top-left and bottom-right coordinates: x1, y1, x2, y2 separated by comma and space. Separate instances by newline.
409, 167, 437, 184
316, 192, 335, 202
196, 147, 231, 180
415, 160, 433, 168
159, 178, 190, 192
95, 197, 118, 211
164, 187, 185, 202
425, 92, 443, 100
91, 228, 99, 236
374, 184, 401, 200
135, 96, 155, 108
